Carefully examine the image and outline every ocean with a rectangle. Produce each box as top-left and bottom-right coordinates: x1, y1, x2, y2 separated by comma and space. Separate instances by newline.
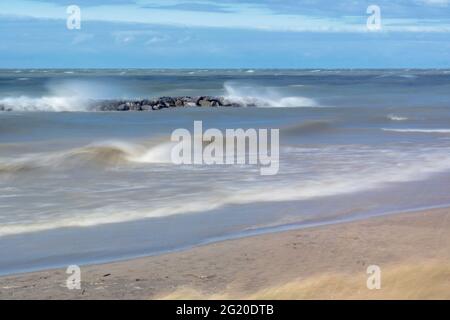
1, 69, 450, 275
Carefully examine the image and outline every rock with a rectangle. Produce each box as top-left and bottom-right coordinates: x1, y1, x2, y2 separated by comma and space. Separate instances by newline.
0, 96, 249, 112
159, 97, 176, 107
175, 99, 184, 107
196, 96, 221, 107
199, 99, 212, 107
117, 104, 129, 111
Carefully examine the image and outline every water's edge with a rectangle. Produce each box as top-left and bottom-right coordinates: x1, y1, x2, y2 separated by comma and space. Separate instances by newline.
2, 202, 449, 278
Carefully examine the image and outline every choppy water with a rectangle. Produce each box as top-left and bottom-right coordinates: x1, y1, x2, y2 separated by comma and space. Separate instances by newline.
1, 69, 450, 274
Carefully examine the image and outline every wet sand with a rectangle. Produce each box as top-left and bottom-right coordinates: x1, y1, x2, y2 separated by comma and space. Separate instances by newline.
1, 207, 450, 299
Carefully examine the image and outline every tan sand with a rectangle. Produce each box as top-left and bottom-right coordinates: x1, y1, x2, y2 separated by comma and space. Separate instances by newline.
1, 207, 450, 299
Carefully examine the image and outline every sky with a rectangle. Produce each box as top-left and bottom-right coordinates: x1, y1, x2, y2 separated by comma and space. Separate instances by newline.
1, 0, 450, 68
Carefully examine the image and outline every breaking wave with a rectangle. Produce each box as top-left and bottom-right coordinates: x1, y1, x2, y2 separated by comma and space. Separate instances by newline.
224, 83, 318, 108
387, 114, 408, 121
382, 128, 450, 133
0, 79, 125, 112
0, 96, 89, 112
0, 140, 174, 174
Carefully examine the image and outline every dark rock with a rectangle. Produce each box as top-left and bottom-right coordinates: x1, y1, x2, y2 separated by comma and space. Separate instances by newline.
117, 104, 129, 111
159, 97, 176, 107
0, 96, 249, 112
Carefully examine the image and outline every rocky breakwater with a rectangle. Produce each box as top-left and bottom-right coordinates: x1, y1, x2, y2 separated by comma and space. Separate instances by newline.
93, 96, 252, 111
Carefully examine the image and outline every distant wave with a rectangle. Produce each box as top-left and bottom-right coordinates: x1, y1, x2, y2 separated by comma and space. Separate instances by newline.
375, 73, 418, 79
224, 83, 318, 108
382, 128, 450, 133
387, 114, 408, 121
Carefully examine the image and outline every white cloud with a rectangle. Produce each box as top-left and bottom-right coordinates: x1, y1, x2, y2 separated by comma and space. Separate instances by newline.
111, 30, 173, 46
1, 0, 450, 33
418, 0, 450, 6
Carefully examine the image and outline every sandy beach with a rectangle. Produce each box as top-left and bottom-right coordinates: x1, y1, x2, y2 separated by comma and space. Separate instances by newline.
1, 207, 449, 300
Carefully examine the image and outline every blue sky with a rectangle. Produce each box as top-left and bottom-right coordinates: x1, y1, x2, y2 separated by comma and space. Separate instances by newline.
1, 0, 450, 68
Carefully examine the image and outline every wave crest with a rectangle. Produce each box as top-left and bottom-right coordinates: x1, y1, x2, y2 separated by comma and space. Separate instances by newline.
0, 140, 174, 174
382, 128, 450, 133
224, 83, 318, 108
0, 96, 88, 112
387, 114, 408, 121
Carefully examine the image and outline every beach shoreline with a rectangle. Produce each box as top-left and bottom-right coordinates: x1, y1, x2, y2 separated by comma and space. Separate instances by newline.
1, 206, 449, 300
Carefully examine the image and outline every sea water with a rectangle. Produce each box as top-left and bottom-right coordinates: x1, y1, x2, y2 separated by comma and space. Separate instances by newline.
1, 69, 450, 274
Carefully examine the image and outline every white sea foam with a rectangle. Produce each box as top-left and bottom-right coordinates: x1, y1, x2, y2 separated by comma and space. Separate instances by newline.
0, 79, 123, 111
387, 114, 408, 121
383, 128, 450, 133
128, 142, 174, 164
224, 83, 318, 108
0, 96, 87, 112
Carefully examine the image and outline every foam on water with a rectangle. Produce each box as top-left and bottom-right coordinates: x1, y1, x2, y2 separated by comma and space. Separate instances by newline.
0, 79, 128, 111
223, 83, 318, 108
383, 128, 450, 133
0, 96, 87, 112
387, 114, 408, 121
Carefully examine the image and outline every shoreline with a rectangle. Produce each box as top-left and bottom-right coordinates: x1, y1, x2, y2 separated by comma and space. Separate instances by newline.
3, 202, 450, 278
1, 206, 450, 299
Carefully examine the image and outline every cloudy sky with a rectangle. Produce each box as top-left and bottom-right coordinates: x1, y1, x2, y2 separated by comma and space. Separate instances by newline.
1, 0, 450, 68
